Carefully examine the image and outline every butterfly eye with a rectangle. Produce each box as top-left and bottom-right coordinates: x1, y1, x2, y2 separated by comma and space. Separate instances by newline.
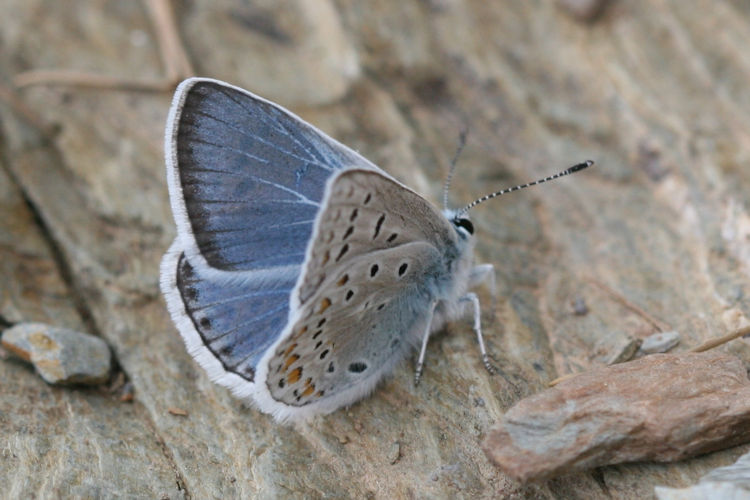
454, 217, 474, 235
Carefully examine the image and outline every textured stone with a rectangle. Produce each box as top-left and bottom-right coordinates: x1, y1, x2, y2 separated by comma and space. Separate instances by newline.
483, 352, 750, 482
557, 0, 610, 22
2, 322, 111, 385
0, 163, 184, 498
1, 353, 182, 498
592, 331, 641, 365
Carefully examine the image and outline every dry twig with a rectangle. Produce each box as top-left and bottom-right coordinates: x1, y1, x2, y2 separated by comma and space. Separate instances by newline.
14, 0, 193, 92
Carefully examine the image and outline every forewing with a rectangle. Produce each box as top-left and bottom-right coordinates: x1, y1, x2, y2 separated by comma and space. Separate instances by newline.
166, 78, 381, 271
265, 170, 459, 408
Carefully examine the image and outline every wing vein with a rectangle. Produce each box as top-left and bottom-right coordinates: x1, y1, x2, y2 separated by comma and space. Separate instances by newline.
203, 304, 288, 342
191, 107, 332, 174
188, 289, 289, 311
216, 87, 331, 169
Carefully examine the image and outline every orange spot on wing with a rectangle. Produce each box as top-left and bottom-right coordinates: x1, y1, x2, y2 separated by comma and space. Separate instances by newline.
288, 367, 303, 384
301, 384, 316, 397
283, 354, 299, 371
318, 297, 332, 313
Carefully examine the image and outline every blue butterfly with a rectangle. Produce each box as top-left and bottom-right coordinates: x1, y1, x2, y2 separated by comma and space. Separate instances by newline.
161, 78, 591, 422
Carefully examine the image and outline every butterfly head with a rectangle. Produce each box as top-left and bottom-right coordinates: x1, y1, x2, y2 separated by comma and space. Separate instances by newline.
442, 209, 475, 241
453, 216, 474, 237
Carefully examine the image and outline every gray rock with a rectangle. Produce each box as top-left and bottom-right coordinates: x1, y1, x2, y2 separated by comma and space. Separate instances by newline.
640, 330, 681, 354
2, 322, 111, 385
592, 332, 641, 365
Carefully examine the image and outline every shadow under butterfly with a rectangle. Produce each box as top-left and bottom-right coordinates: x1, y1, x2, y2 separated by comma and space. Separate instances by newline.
160, 78, 592, 422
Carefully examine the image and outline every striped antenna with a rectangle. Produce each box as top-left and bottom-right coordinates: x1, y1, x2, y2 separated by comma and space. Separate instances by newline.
443, 128, 468, 210
454, 160, 594, 217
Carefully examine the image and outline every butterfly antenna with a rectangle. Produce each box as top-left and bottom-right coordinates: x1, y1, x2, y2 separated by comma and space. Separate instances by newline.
455, 160, 594, 217
443, 128, 469, 210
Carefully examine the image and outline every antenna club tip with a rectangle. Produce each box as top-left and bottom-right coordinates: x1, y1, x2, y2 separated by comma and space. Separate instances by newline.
569, 160, 594, 173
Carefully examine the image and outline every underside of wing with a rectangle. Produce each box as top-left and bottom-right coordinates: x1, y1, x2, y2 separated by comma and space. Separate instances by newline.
265, 242, 442, 410
254, 169, 461, 418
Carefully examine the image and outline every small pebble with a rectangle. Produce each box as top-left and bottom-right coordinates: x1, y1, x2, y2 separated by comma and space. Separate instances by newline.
388, 441, 401, 465
607, 338, 641, 364
572, 297, 589, 316
640, 331, 680, 354
120, 382, 135, 403
595, 333, 641, 365
168, 407, 188, 417
1, 322, 111, 385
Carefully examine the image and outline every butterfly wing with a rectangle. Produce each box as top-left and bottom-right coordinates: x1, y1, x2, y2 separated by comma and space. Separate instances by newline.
256, 169, 461, 419
161, 78, 385, 395
165, 78, 383, 271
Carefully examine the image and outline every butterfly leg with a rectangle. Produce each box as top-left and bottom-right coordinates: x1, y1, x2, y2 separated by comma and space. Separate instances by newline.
460, 292, 495, 374
414, 301, 438, 386
469, 263, 497, 321
469, 263, 496, 305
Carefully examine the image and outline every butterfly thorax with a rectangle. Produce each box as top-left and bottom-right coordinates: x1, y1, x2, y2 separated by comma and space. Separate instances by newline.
428, 209, 477, 334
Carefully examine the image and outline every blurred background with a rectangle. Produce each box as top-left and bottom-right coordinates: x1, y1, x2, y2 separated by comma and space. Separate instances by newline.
2, 0, 749, 498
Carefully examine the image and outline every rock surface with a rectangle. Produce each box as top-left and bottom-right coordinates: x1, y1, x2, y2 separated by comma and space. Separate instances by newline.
0, 165, 182, 498
557, 0, 610, 22
2, 0, 750, 498
2, 322, 111, 384
483, 352, 750, 482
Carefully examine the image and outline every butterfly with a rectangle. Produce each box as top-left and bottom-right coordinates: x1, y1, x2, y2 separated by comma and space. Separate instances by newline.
160, 78, 592, 422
